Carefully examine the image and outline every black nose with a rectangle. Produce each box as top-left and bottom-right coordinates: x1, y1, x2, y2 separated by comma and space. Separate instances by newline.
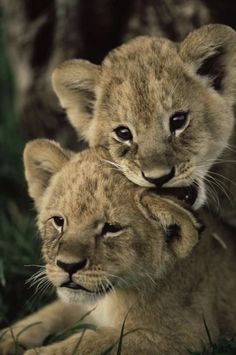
142, 167, 175, 187
57, 259, 88, 275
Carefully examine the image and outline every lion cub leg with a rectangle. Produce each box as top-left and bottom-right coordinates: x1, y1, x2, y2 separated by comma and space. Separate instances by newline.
24, 327, 140, 355
24, 327, 188, 355
0, 300, 83, 355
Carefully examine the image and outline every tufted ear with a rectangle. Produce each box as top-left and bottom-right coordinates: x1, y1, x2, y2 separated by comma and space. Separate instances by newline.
179, 24, 236, 104
24, 139, 71, 210
138, 192, 201, 259
52, 59, 101, 141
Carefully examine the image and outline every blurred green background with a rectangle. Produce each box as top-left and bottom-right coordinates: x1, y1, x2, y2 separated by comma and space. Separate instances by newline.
0, 12, 53, 327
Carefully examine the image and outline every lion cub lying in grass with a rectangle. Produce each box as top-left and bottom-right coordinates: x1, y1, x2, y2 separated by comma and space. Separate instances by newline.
1, 140, 236, 354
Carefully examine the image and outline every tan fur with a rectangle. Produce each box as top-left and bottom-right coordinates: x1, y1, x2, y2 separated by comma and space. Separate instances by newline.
52, 24, 236, 214
1, 139, 236, 355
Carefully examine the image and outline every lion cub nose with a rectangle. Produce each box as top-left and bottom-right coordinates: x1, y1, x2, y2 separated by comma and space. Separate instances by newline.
57, 259, 88, 275
142, 167, 175, 187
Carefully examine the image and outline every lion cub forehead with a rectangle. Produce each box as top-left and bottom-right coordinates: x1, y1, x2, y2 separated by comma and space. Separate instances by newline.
60, 147, 121, 188
100, 36, 187, 117
102, 36, 180, 73
42, 147, 138, 214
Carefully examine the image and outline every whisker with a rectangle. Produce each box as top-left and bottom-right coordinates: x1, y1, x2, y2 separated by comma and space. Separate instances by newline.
195, 173, 220, 211
24, 264, 45, 268
143, 271, 158, 287
224, 143, 236, 154
209, 171, 236, 188
206, 173, 233, 206
27, 278, 52, 307
106, 272, 130, 288
28, 276, 48, 288
104, 277, 116, 295
100, 159, 122, 171
26, 269, 47, 285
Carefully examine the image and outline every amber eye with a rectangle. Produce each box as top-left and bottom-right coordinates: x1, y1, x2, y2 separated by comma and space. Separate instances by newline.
114, 126, 133, 141
170, 112, 188, 134
52, 216, 64, 231
101, 223, 123, 235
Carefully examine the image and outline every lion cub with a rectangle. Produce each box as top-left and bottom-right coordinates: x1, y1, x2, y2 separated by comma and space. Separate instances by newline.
52, 24, 236, 219
1, 140, 236, 355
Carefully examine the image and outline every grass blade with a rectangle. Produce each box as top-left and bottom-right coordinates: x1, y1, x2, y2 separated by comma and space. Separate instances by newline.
16, 321, 42, 340
71, 329, 86, 355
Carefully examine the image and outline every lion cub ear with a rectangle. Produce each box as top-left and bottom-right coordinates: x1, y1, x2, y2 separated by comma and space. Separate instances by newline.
139, 193, 201, 259
179, 24, 236, 104
52, 59, 101, 141
24, 139, 71, 209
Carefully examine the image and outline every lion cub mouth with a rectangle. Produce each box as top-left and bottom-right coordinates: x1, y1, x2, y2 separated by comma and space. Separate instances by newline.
61, 281, 93, 292
155, 184, 198, 206
61, 280, 112, 295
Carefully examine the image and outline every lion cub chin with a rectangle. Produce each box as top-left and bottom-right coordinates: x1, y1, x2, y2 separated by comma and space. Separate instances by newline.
1, 140, 236, 355
52, 24, 236, 219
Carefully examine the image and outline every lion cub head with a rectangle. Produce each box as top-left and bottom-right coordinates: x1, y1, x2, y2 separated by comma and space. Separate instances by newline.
24, 139, 200, 304
52, 24, 236, 209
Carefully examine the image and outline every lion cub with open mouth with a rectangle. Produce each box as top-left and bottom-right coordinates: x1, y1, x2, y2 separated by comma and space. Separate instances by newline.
52, 24, 236, 219
1, 140, 236, 355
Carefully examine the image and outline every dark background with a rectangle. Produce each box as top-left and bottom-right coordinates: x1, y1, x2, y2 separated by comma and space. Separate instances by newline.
0, 1, 236, 351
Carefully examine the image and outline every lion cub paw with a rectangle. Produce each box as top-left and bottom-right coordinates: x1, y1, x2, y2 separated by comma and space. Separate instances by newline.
0, 325, 44, 355
25, 346, 61, 355
0, 329, 26, 355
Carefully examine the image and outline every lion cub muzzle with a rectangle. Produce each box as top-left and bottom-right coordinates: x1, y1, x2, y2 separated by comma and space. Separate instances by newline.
142, 166, 175, 187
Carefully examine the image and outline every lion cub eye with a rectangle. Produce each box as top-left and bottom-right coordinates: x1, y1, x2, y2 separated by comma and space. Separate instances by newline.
101, 223, 123, 235
170, 111, 188, 134
51, 216, 64, 232
114, 126, 133, 142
